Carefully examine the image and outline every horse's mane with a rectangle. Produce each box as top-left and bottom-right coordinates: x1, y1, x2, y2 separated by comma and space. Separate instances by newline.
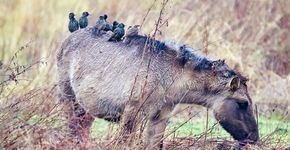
84, 28, 248, 83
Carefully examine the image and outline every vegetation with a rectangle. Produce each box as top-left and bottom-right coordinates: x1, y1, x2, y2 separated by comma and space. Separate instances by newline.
0, 0, 289, 149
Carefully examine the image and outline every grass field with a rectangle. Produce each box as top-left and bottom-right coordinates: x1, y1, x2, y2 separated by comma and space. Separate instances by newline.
0, 0, 290, 149
90, 116, 290, 142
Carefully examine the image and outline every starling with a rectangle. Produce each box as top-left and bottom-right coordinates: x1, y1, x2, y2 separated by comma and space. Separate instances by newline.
79, 11, 89, 29
96, 16, 106, 29
126, 25, 140, 37
124, 25, 140, 43
104, 24, 112, 31
102, 14, 112, 31
103, 14, 108, 21
111, 21, 119, 31
68, 12, 79, 33
93, 16, 107, 35
108, 23, 125, 41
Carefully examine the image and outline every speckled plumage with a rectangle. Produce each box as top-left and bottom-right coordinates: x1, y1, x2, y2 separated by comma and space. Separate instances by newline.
108, 23, 125, 41
102, 14, 112, 31
126, 25, 140, 37
79, 12, 89, 29
103, 14, 108, 21
68, 13, 79, 33
111, 21, 119, 31
93, 16, 107, 35
123, 25, 140, 44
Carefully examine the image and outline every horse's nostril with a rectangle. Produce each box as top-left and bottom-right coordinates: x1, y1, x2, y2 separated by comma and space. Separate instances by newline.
237, 100, 248, 110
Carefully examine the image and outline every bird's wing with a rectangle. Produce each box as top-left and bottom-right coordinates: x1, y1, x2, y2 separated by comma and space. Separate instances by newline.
113, 28, 120, 34
128, 28, 138, 36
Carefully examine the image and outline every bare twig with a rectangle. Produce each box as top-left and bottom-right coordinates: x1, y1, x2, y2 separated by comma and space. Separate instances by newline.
140, 0, 158, 31
203, 108, 209, 149
152, 0, 169, 39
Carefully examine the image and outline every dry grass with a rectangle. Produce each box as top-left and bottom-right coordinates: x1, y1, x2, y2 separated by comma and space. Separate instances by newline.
0, 0, 290, 149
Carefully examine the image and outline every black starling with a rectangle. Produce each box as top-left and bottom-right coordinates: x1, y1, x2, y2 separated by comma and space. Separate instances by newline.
102, 14, 112, 31
68, 12, 79, 33
96, 16, 107, 29
108, 23, 125, 41
104, 24, 112, 31
93, 16, 107, 35
103, 14, 108, 21
79, 11, 89, 29
111, 21, 119, 31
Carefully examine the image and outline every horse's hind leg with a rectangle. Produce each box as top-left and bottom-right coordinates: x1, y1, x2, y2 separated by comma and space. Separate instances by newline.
68, 102, 94, 140
59, 93, 93, 141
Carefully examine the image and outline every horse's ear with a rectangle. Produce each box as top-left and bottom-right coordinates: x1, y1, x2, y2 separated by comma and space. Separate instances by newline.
229, 76, 240, 90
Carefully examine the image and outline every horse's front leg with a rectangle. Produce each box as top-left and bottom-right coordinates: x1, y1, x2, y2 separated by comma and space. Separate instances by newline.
145, 106, 173, 150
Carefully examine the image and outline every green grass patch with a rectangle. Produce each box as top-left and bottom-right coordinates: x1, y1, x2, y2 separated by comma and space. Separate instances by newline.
21, 113, 289, 146
90, 118, 118, 139
89, 115, 290, 145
